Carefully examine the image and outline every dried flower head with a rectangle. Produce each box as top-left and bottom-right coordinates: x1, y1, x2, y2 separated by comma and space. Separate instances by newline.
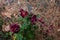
10, 23, 20, 33
30, 15, 37, 24
19, 9, 28, 18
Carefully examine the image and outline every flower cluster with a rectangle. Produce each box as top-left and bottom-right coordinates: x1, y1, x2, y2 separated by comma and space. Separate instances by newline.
9, 9, 39, 34
19, 9, 38, 24
0, 8, 54, 40
3, 9, 46, 34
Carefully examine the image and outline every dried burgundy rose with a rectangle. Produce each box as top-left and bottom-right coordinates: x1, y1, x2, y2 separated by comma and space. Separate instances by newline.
30, 15, 37, 24
19, 9, 28, 18
10, 23, 20, 33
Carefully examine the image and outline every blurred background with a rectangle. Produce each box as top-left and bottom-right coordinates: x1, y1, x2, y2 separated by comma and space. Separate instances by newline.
0, 0, 60, 40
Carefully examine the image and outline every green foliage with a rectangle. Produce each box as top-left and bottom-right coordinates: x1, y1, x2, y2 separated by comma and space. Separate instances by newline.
0, 17, 3, 31
0, 31, 12, 40
15, 15, 37, 40
0, 17, 3, 26
15, 34, 23, 40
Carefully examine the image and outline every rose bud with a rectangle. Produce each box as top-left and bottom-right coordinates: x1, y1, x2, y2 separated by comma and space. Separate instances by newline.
31, 15, 37, 24
19, 9, 28, 18
10, 23, 20, 33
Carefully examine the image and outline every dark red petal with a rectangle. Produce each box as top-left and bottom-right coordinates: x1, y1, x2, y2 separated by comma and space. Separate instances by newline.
31, 15, 37, 24
25, 11, 28, 15
20, 10, 28, 18
10, 23, 20, 33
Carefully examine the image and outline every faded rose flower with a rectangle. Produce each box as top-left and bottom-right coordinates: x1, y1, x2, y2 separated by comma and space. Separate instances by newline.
10, 23, 20, 33
19, 9, 28, 18
30, 15, 37, 24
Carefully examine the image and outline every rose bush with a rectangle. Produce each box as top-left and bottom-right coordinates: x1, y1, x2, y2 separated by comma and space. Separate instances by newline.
0, 9, 54, 40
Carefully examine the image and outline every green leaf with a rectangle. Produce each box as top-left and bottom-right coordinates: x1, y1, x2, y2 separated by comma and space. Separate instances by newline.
18, 16, 23, 22
15, 34, 23, 40
0, 31, 12, 40
20, 23, 28, 32
9, 32, 12, 36
23, 37, 27, 40
23, 27, 35, 40
0, 18, 3, 28
33, 25, 38, 29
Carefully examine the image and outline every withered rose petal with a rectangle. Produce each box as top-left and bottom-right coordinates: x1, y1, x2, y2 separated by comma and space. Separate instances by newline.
19, 9, 28, 18
31, 15, 37, 24
10, 23, 20, 33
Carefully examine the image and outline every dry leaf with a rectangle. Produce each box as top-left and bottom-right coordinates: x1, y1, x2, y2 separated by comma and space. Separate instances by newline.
1, 12, 12, 18
2, 25, 10, 32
